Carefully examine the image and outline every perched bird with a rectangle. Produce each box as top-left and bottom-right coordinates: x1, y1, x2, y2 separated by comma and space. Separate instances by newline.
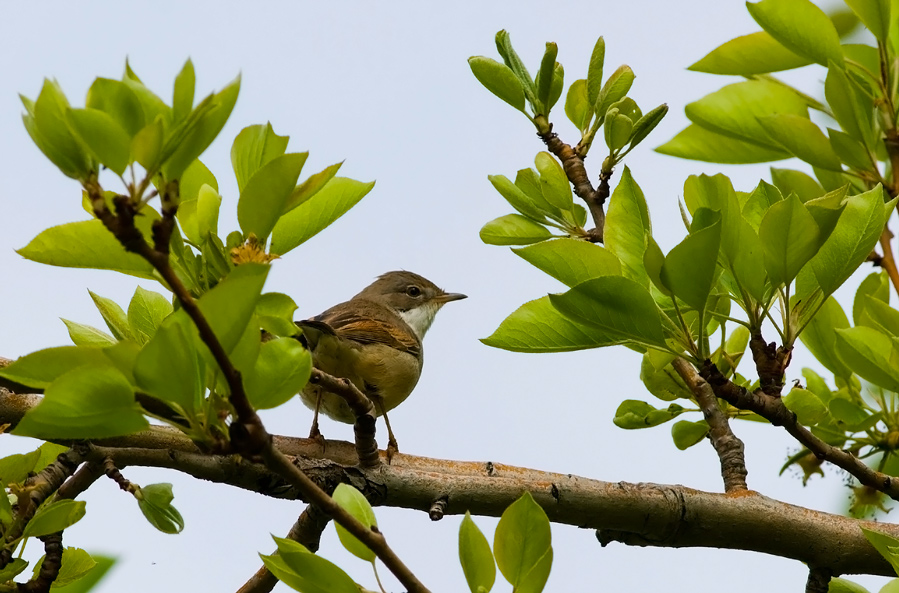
298, 271, 466, 453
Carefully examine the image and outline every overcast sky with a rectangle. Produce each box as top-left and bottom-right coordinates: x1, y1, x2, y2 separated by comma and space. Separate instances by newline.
0, 1, 887, 592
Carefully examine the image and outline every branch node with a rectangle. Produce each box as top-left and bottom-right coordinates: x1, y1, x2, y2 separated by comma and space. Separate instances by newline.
428, 496, 448, 521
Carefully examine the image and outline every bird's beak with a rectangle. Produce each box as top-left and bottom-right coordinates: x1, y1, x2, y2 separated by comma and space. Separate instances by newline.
436, 292, 467, 304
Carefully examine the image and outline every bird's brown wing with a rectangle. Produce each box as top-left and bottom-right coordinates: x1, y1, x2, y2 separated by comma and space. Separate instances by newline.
309, 301, 422, 358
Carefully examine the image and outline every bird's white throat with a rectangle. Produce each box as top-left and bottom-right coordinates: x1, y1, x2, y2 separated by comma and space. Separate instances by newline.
398, 302, 441, 340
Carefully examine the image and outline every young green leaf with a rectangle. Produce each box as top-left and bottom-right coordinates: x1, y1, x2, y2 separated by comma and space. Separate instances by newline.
861, 527, 899, 576
626, 104, 668, 152
85, 78, 145, 137
586, 37, 606, 108
535, 42, 558, 114
604, 167, 651, 286
459, 512, 496, 593
61, 320, 116, 347
604, 110, 634, 152
127, 286, 173, 345
549, 276, 668, 349
770, 168, 825, 203
245, 338, 311, 409
782, 388, 828, 425
197, 262, 269, 353
256, 292, 300, 337
262, 537, 359, 593
834, 327, 899, 392
494, 30, 538, 108
746, 0, 843, 67
172, 58, 196, 123
534, 152, 573, 211
131, 117, 164, 171
758, 194, 820, 286
860, 297, 899, 336
488, 174, 547, 222
136, 483, 184, 534
0, 559, 28, 583
843, 0, 891, 42
284, 161, 344, 213
494, 492, 552, 591
468, 57, 526, 113
67, 108, 131, 175
479, 214, 553, 246
614, 400, 687, 429
42, 547, 96, 587
237, 152, 308, 241
270, 177, 375, 255
564, 79, 592, 133
332, 483, 377, 562
660, 213, 722, 312
89, 291, 133, 341
594, 65, 634, 122
481, 296, 621, 353
0, 346, 111, 390
853, 272, 889, 326
797, 296, 853, 379
134, 316, 205, 415
24, 79, 94, 179
825, 64, 871, 145
230, 123, 290, 193
23, 500, 86, 538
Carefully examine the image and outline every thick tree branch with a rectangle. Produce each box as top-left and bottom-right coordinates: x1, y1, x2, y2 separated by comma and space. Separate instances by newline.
671, 358, 748, 492
2, 392, 893, 578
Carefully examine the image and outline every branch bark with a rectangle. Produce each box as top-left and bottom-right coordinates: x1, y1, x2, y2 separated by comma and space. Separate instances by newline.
2, 389, 893, 578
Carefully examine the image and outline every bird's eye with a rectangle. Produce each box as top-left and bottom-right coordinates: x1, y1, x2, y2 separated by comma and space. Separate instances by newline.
406, 286, 422, 297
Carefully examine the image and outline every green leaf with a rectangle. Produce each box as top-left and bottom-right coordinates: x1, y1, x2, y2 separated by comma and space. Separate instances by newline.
62, 319, 116, 347
237, 152, 308, 240
747, 0, 843, 67
860, 297, 899, 336
13, 365, 148, 439
136, 483, 184, 534
90, 291, 133, 341
656, 124, 790, 164
45, 547, 96, 587
586, 37, 606, 108
797, 296, 853, 379
534, 152, 573, 211
230, 123, 290, 193
495, 30, 538, 108
180, 158, 219, 202
808, 185, 887, 300
479, 214, 553, 246
67, 108, 131, 175
85, 78, 144, 137
494, 492, 551, 590
162, 75, 240, 179
604, 167, 651, 286
742, 180, 783, 230
640, 354, 692, 401
488, 174, 548, 222
172, 59, 196, 123
758, 194, 820, 286
549, 276, 667, 349
270, 177, 375, 255
197, 263, 269, 353
0, 451, 42, 485
829, 578, 874, 593
245, 338, 311, 410
513, 239, 620, 287
782, 388, 828, 425
23, 80, 93, 179
131, 117, 164, 171
684, 80, 809, 149
862, 527, 899, 577
594, 65, 634, 121
854, 272, 890, 326
844, 0, 891, 41
0, 346, 110, 390
481, 296, 620, 353
829, 129, 872, 170
604, 110, 633, 152
262, 538, 359, 593
0, 559, 28, 583
17, 219, 155, 279
759, 114, 843, 171
459, 512, 496, 593
256, 292, 300, 337
517, 546, 552, 593
660, 214, 722, 312
835, 326, 899, 392
671, 420, 710, 450
535, 43, 558, 114
614, 400, 687, 429
332, 483, 377, 562
627, 104, 668, 152
127, 286, 173, 345
284, 161, 344, 213
179, 183, 222, 246
770, 168, 825, 203
828, 397, 871, 428
564, 79, 592, 132
826, 64, 871, 145
468, 56, 526, 113
134, 315, 204, 415
688, 31, 810, 75
23, 500, 86, 538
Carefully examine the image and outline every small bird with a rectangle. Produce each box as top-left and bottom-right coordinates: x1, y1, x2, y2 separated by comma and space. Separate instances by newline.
298, 271, 466, 454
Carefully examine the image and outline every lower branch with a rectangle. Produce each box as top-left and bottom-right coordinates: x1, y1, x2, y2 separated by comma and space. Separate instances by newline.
701, 362, 899, 500
672, 358, 748, 492
879, 226, 899, 298
17, 533, 63, 593
805, 567, 832, 593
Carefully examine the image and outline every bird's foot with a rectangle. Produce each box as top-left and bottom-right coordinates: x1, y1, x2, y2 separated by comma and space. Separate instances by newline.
385, 437, 399, 464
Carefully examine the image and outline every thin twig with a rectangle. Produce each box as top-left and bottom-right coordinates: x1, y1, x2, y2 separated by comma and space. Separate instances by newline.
309, 369, 379, 467
805, 567, 832, 593
878, 227, 899, 298
16, 533, 63, 593
672, 358, 748, 492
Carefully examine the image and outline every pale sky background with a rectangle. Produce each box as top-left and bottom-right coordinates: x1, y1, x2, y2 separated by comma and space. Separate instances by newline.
0, 1, 889, 592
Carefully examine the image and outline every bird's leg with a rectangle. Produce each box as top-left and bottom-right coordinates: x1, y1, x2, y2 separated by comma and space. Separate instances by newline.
372, 395, 399, 462
308, 390, 325, 447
